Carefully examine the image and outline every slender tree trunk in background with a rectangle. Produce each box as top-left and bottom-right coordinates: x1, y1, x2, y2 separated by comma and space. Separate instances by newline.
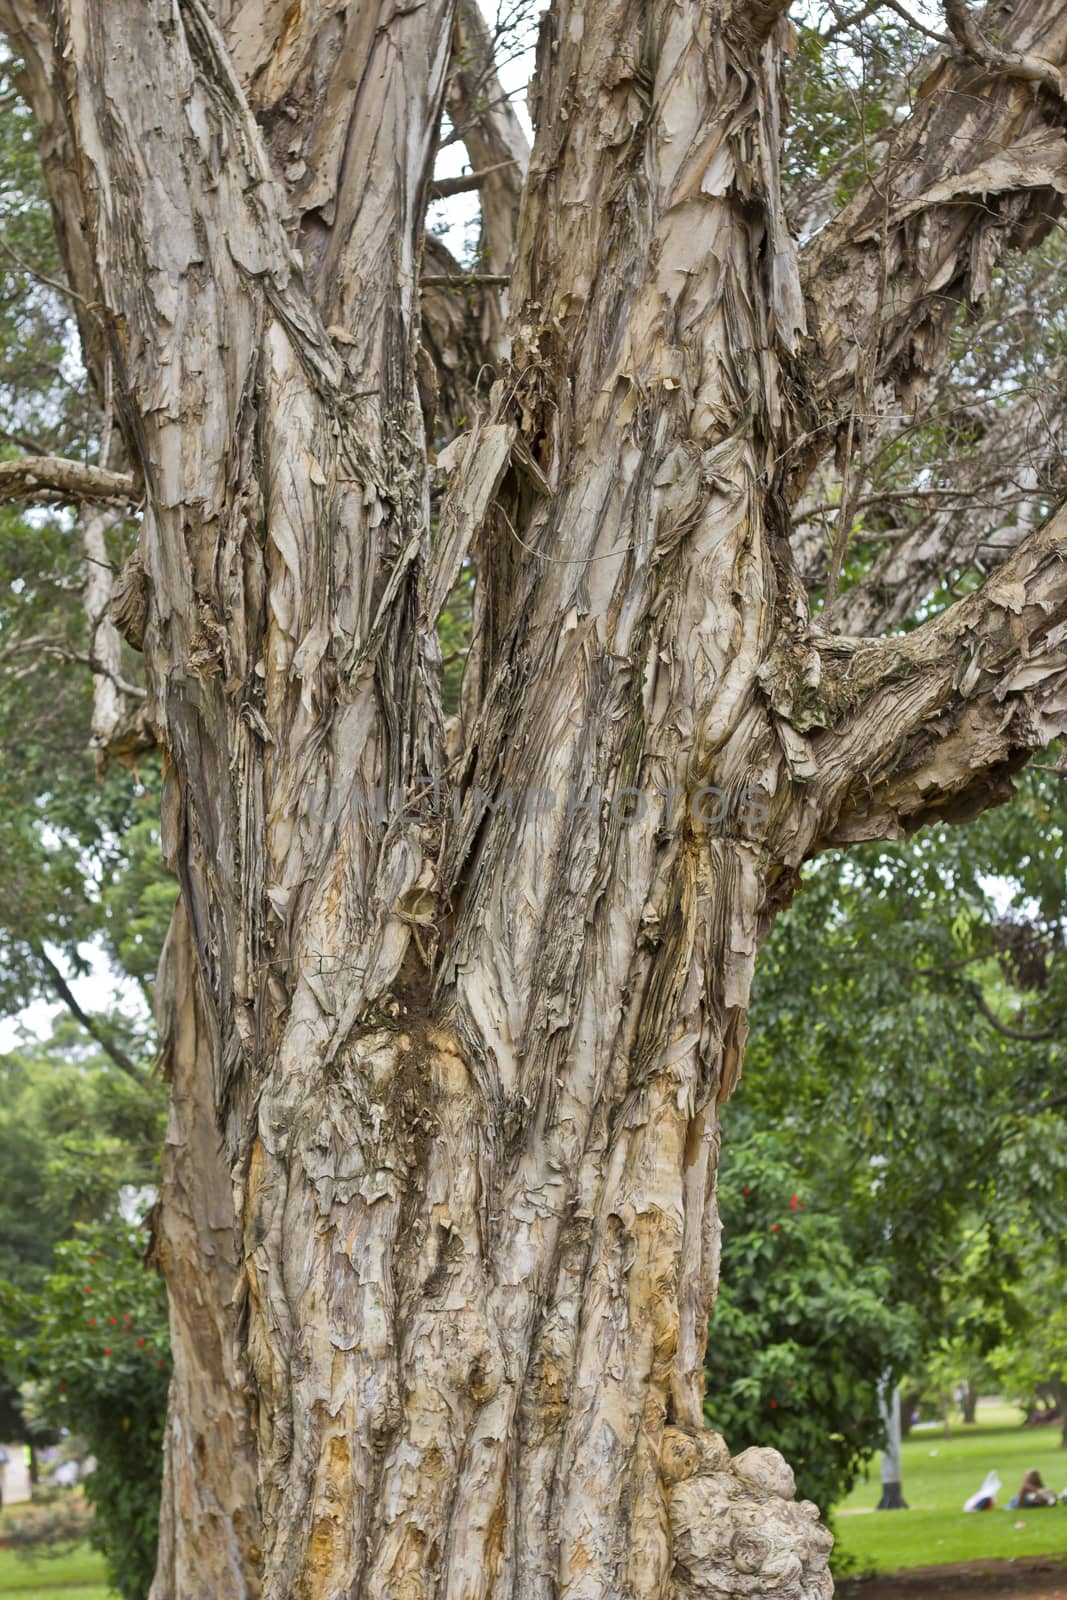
1053, 1380, 1067, 1450
899, 1390, 920, 1441
961, 1382, 978, 1426
875, 1384, 908, 1512
3, 0, 1067, 1595
148, 903, 261, 1600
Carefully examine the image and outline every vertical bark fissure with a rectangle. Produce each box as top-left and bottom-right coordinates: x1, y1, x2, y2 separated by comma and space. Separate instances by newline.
149, 901, 262, 1600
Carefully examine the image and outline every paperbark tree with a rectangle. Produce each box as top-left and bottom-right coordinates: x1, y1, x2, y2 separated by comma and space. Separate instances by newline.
148, 899, 262, 1599
2, 1, 1067, 1597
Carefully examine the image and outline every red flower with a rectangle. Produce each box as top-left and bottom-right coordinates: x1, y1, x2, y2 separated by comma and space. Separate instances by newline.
771, 1224, 780, 1233
89, 1317, 96, 1326
83, 1286, 91, 1294
137, 1338, 145, 1348
59, 1379, 67, 1392
109, 1316, 117, 1325
789, 1195, 800, 1211
158, 1359, 165, 1369
769, 1399, 778, 1408
103, 1348, 112, 1356
742, 1186, 750, 1195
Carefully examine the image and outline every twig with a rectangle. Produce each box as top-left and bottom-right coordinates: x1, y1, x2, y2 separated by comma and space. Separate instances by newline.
429, 159, 520, 200
422, 273, 511, 288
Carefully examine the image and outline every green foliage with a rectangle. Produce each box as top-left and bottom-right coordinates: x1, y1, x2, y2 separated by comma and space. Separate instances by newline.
737, 753, 1067, 1333
0, 1535, 113, 1598
437, 563, 474, 716
709, 750, 1067, 1510
705, 1130, 918, 1514
2, 1493, 94, 1555
987, 1230, 1067, 1419
0, 1027, 164, 1460
2, 1228, 170, 1600
784, 14, 926, 218
0, 65, 155, 1036
0, 60, 91, 455
97, 777, 176, 989
0, 1029, 165, 1295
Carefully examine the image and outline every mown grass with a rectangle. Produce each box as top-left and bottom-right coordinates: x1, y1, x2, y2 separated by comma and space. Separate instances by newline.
0, 1537, 114, 1597
834, 1400, 1067, 1574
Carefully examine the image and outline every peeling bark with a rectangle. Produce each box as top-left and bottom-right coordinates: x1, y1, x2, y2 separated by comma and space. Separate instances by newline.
2, 0, 1066, 1596
800, 0, 1067, 456
149, 902, 262, 1600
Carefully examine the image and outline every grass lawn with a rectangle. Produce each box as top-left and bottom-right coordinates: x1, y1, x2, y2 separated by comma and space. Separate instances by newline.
834, 1400, 1067, 1575
0, 1538, 115, 1598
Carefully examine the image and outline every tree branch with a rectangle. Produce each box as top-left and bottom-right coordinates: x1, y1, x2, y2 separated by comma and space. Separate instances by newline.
800, 367, 1067, 635
799, 0, 1067, 464
943, 0, 1067, 103
421, 273, 512, 287
34, 945, 148, 1085
969, 983, 1058, 1042
0, 454, 136, 508
420, 236, 494, 441
428, 159, 520, 200
764, 502, 1067, 855
1025, 1089, 1067, 1113
441, 0, 530, 366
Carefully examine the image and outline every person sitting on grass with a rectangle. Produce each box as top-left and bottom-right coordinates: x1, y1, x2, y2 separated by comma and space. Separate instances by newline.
1010, 1469, 1059, 1509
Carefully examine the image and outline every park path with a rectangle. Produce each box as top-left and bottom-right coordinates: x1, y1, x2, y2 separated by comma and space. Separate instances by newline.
839, 1556, 1067, 1599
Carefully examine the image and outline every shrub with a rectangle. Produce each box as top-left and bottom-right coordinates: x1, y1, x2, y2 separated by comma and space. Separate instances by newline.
1, 1223, 169, 1600
704, 1130, 918, 1517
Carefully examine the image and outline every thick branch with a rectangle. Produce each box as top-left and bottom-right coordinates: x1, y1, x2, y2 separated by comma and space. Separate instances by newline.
422, 272, 512, 287
768, 503, 1067, 854
800, 0, 1067, 450
0, 454, 136, 507
420, 235, 493, 440
943, 0, 1067, 102
969, 983, 1058, 1041
80, 508, 153, 773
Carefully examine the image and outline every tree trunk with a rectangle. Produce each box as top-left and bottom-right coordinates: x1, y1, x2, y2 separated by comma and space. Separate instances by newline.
875, 1384, 908, 1511
4, 0, 1067, 1595
1052, 1380, 1067, 1450
961, 1383, 979, 1426
148, 902, 261, 1600
898, 1390, 921, 1441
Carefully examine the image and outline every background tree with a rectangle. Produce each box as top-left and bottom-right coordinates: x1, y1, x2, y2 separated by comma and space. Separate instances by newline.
1, 1225, 171, 1600
703, 1130, 918, 1516
710, 749, 1067, 1502
990, 1230, 1067, 1450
